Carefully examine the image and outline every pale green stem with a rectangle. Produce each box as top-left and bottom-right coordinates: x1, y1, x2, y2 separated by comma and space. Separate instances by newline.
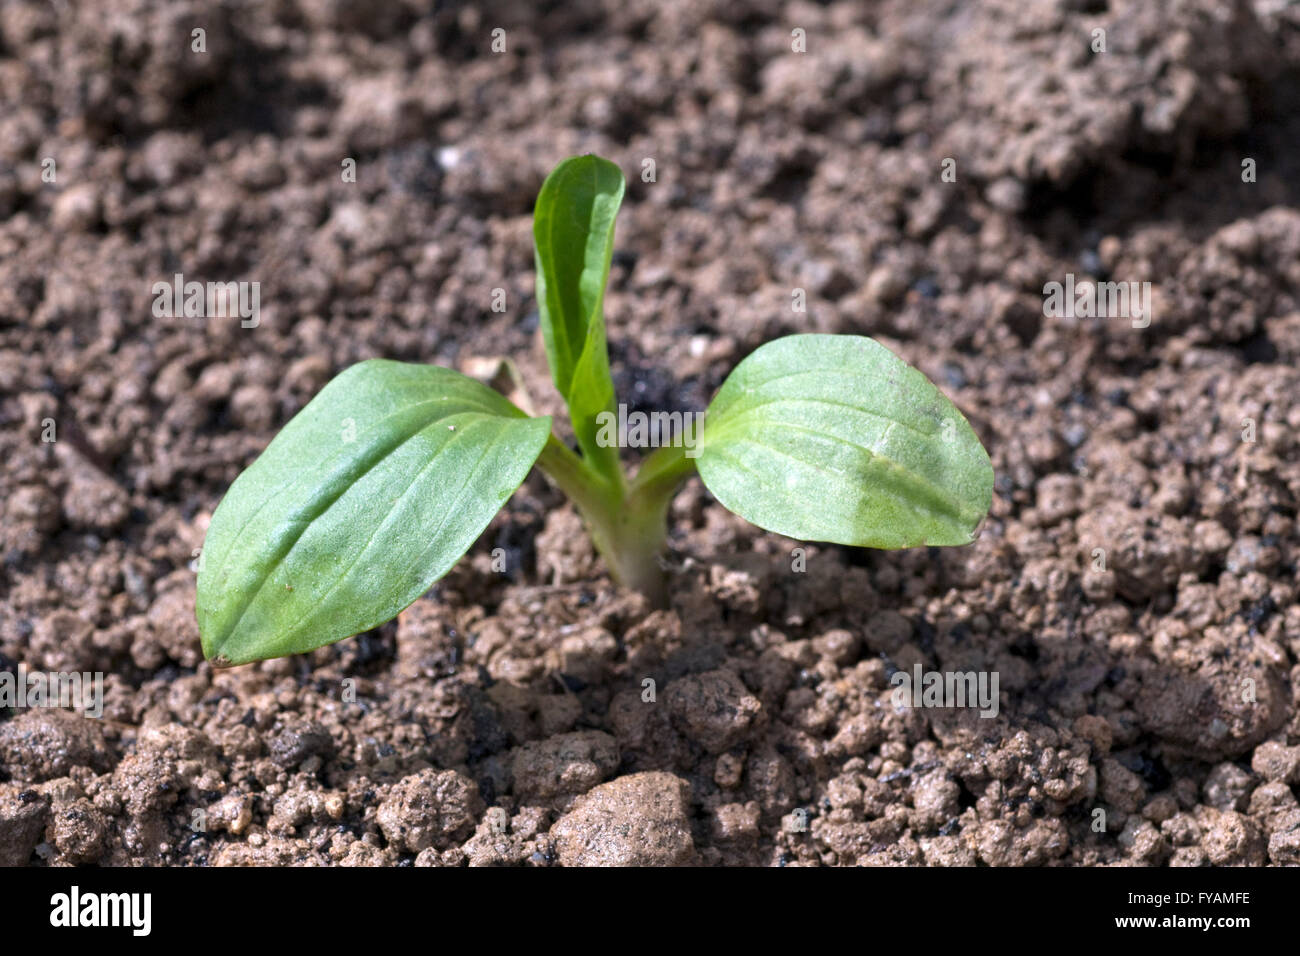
535, 436, 696, 605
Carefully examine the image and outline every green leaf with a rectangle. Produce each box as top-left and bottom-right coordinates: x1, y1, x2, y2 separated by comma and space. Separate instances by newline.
196, 360, 551, 665
696, 334, 993, 548
532, 155, 625, 478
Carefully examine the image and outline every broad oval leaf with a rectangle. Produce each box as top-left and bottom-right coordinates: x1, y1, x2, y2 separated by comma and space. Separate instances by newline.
697, 334, 992, 548
533, 154, 625, 477
197, 360, 551, 665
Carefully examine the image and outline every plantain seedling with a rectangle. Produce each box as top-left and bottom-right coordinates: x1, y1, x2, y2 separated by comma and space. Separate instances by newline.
196, 154, 993, 665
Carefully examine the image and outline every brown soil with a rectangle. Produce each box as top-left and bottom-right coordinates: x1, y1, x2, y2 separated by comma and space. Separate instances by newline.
3, 0, 1300, 866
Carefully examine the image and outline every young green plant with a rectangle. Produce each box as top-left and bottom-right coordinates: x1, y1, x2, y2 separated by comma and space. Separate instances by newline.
196, 154, 993, 665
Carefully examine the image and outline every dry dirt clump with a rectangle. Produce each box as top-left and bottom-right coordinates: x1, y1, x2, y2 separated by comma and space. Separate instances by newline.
551, 772, 697, 866
375, 768, 483, 854
2, 0, 1300, 866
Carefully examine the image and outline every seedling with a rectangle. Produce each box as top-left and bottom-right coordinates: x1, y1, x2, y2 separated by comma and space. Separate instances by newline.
196, 155, 993, 665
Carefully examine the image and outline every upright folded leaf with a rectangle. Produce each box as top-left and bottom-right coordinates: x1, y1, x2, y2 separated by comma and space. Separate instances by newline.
533, 154, 625, 478
697, 334, 993, 548
197, 360, 550, 665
